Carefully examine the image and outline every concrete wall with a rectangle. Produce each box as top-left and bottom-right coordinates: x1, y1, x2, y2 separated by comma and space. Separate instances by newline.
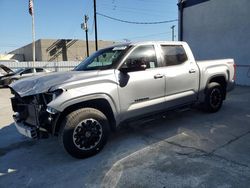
181, 0, 250, 85
10, 39, 115, 62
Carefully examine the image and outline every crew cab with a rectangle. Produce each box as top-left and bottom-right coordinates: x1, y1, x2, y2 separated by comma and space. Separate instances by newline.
9, 41, 235, 158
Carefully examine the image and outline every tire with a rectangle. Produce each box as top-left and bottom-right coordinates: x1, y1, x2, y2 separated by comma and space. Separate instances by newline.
59, 108, 110, 158
203, 82, 224, 113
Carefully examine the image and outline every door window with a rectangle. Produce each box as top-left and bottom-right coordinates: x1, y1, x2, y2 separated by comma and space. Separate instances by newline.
122, 45, 158, 71
161, 45, 188, 66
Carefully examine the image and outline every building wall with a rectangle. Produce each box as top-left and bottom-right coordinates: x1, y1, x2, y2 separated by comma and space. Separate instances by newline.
180, 0, 250, 85
9, 41, 42, 61
10, 39, 115, 62
0, 54, 23, 61
39, 39, 115, 62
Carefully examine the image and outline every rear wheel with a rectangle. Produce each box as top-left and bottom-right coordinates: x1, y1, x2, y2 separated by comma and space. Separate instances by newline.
204, 82, 223, 113
59, 108, 110, 158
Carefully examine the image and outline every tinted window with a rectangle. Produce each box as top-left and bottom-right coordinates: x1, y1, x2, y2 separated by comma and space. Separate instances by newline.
36, 68, 45, 72
22, 68, 33, 74
161, 45, 188, 66
123, 45, 158, 70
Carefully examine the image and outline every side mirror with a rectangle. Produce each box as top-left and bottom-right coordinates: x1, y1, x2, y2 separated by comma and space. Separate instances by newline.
120, 60, 147, 73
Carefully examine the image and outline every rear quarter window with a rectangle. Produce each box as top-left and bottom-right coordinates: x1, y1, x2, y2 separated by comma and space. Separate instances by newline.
161, 45, 188, 66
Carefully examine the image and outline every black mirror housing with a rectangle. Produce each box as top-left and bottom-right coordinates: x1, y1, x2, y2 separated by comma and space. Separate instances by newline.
120, 60, 147, 73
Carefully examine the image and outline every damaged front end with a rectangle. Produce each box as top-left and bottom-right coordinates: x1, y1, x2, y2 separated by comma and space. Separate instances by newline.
10, 88, 61, 139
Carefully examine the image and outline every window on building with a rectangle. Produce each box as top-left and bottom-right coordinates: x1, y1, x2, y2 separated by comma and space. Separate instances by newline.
161, 45, 188, 66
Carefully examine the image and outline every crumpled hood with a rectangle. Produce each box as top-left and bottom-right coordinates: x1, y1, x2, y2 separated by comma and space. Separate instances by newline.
9, 70, 99, 97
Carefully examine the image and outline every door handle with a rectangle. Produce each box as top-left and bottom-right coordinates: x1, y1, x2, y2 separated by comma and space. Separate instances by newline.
154, 74, 164, 79
189, 69, 196, 73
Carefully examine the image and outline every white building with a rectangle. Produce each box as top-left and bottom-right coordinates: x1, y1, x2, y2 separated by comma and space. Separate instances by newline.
178, 0, 250, 86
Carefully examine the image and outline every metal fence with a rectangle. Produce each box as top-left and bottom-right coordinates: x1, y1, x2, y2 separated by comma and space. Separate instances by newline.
0, 61, 81, 72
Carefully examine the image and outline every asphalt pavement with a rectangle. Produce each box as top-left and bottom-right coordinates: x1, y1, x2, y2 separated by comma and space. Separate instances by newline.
0, 87, 250, 188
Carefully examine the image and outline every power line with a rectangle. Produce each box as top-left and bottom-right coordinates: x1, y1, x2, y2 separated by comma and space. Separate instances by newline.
98, 3, 169, 13
88, 18, 95, 35
97, 12, 178, 25
97, 4, 170, 17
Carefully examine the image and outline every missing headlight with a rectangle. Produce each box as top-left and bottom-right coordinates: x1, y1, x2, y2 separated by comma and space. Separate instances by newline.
43, 89, 64, 104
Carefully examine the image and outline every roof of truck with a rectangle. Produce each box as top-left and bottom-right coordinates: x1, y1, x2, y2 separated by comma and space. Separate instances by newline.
131, 41, 186, 45
109, 41, 187, 48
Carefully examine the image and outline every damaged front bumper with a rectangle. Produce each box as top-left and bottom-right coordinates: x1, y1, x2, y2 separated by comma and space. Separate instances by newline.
10, 90, 60, 139
13, 113, 39, 139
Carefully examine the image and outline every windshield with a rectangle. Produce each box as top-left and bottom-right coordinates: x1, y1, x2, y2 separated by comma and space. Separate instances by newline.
74, 45, 131, 71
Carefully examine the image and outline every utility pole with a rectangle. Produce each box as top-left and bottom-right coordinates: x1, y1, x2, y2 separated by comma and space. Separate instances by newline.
81, 15, 89, 57
93, 0, 98, 51
171, 25, 176, 41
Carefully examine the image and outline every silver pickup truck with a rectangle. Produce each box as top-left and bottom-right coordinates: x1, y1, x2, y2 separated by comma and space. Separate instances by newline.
9, 41, 235, 158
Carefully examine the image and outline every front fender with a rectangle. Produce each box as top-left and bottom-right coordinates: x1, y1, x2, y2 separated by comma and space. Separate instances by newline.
48, 93, 119, 120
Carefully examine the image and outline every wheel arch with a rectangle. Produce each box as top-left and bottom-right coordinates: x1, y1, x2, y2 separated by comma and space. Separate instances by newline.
53, 97, 117, 135
206, 75, 227, 99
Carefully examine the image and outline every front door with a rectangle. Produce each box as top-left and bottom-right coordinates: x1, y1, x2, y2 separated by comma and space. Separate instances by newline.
116, 44, 165, 121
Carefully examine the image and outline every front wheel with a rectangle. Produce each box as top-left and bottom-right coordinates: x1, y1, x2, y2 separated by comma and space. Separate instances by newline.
59, 108, 110, 158
203, 82, 224, 113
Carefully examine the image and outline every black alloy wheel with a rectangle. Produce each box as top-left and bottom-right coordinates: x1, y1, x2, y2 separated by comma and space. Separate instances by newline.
73, 118, 103, 151
204, 82, 224, 113
59, 108, 110, 158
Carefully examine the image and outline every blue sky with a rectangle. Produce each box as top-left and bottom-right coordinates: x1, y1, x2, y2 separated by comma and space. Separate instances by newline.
0, 0, 178, 53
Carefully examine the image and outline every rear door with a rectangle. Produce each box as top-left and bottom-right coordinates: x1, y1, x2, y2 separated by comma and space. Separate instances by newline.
159, 44, 199, 106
